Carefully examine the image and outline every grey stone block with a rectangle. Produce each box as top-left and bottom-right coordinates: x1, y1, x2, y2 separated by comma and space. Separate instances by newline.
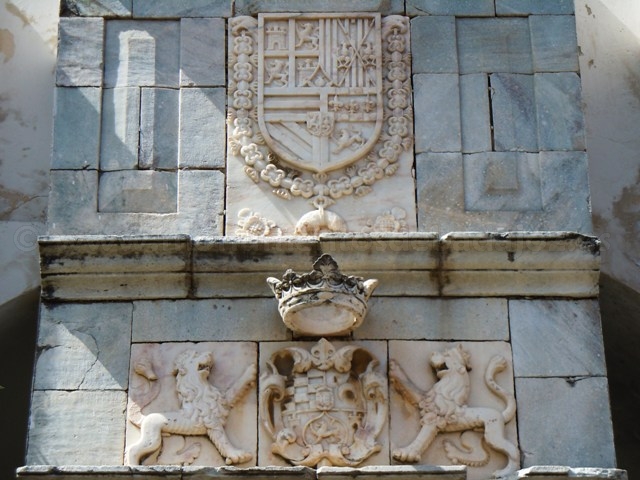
104, 20, 179, 88
516, 377, 616, 468
27, 390, 127, 465
511, 300, 606, 377
464, 152, 542, 212
47, 170, 100, 233
175, 169, 225, 235
460, 74, 491, 153
139, 88, 179, 169
457, 18, 533, 74
62, 0, 132, 17
34, 303, 132, 390
496, 0, 574, 15
179, 88, 226, 169
180, 18, 226, 87
355, 298, 509, 340
99, 170, 177, 213
235, 0, 404, 15
132, 299, 288, 342
100, 87, 140, 171
411, 16, 458, 74
407, 0, 494, 16
414, 74, 461, 153
56, 18, 104, 87
535, 73, 586, 151
530, 15, 579, 72
490, 73, 537, 152
133, 0, 232, 17
52, 87, 101, 170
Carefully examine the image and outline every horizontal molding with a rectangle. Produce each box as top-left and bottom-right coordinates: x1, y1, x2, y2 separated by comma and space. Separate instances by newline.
39, 232, 600, 301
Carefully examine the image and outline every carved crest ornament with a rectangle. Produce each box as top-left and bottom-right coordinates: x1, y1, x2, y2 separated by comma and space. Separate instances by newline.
228, 13, 413, 233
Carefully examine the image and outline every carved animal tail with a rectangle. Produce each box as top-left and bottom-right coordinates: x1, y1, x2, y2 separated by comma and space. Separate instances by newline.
443, 431, 490, 467
127, 359, 160, 427
485, 355, 516, 423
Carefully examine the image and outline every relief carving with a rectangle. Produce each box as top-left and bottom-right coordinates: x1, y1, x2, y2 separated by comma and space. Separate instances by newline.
227, 14, 413, 232
260, 338, 388, 467
236, 208, 282, 236
389, 344, 520, 478
125, 347, 257, 466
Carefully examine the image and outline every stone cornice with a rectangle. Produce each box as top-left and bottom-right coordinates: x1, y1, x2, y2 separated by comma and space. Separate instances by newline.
38, 232, 600, 301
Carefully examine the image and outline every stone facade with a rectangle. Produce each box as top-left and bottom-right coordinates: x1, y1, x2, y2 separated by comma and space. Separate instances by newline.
20, 2, 626, 480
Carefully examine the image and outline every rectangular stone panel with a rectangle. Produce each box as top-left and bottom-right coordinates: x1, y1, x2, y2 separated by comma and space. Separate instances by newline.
98, 170, 177, 213
51, 87, 101, 170
460, 74, 491, 153
529, 15, 580, 72
516, 377, 616, 468
510, 299, 607, 377
34, 302, 132, 390
414, 74, 461, 153
496, 0, 574, 15
179, 88, 226, 169
235, 0, 404, 15
139, 88, 179, 169
133, 0, 232, 17
104, 20, 179, 88
355, 297, 509, 340
490, 73, 537, 152
407, 0, 495, 16
180, 18, 226, 87
457, 18, 533, 74
56, 18, 104, 87
410, 16, 458, 74
27, 390, 127, 465
318, 466, 467, 480
100, 87, 140, 171
535, 73, 586, 151
464, 152, 542, 212
61, 0, 132, 16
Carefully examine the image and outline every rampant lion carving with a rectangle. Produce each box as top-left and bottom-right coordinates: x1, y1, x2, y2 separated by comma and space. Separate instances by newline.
125, 349, 257, 466
389, 344, 520, 478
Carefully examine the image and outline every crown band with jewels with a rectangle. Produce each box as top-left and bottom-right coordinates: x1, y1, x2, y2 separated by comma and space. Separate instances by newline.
267, 254, 379, 336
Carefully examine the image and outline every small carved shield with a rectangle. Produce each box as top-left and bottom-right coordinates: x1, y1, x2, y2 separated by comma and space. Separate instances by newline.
258, 13, 384, 174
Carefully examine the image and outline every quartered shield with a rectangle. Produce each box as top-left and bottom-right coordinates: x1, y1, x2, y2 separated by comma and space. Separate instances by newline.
258, 13, 384, 174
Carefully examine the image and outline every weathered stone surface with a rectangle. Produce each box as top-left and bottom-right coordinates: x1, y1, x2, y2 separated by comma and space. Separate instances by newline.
510, 299, 606, 377
27, 390, 127, 465
133, 0, 232, 18
457, 18, 533, 74
132, 299, 288, 342
62, 0, 132, 17
48, 170, 100, 233
464, 152, 542, 212
180, 18, 226, 87
139, 88, 179, 169
515, 377, 616, 468
52, 87, 101, 170
390, 341, 518, 480
179, 88, 226, 168
508, 466, 628, 479
56, 18, 104, 86
490, 74, 537, 152
414, 74, 461, 153
407, 0, 494, 16
496, 0, 574, 15
411, 16, 458, 74
356, 298, 509, 340
535, 73, 586, 151
530, 15, 579, 72
104, 20, 179, 88
460, 74, 491, 153
34, 303, 132, 390
98, 170, 177, 213
235, 0, 404, 15
100, 87, 140, 171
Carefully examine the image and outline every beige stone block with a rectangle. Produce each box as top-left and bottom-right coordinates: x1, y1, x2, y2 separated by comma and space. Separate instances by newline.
389, 341, 518, 480
318, 465, 467, 480
126, 342, 257, 467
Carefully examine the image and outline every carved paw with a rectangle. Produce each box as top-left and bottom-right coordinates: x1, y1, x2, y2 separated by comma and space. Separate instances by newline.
224, 449, 253, 465
392, 448, 421, 463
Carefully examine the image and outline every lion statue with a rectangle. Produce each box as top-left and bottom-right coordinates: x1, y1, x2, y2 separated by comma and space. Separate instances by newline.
125, 349, 257, 466
389, 344, 520, 478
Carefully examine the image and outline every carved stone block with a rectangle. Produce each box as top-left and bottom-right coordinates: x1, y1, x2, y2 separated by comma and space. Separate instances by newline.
389, 341, 518, 480
125, 342, 257, 467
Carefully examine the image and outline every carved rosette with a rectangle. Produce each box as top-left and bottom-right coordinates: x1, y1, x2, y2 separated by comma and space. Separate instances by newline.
260, 338, 388, 467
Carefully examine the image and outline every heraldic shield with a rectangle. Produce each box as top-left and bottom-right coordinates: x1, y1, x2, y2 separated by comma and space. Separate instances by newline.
258, 13, 384, 174
260, 339, 388, 467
